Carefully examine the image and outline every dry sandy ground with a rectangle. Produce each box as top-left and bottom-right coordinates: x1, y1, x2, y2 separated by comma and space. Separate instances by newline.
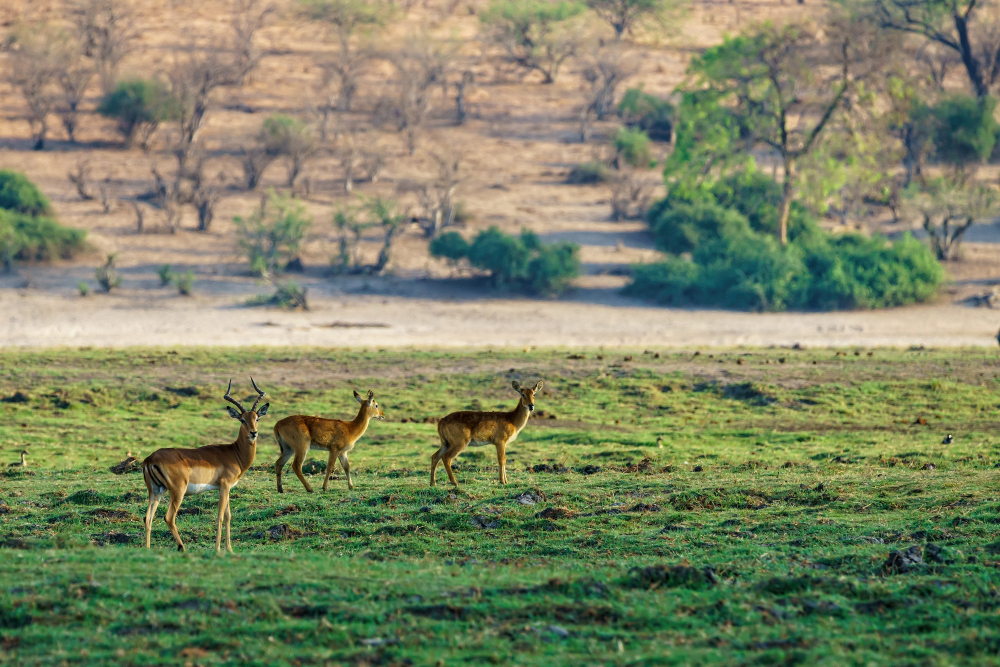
3, 0, 1000, 349
3, 278, 1000, 348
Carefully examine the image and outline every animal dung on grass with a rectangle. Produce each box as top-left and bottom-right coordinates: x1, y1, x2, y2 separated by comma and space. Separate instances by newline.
631, 564, 718, 589
883, 545, 923, 573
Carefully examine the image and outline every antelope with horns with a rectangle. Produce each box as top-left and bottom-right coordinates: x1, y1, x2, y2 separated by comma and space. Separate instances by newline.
142, 378, 269, 552
431, 380, 542, 487
272, 390, 384, 493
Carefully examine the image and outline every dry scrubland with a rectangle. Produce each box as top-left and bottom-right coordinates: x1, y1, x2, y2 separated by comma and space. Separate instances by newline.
2, 0, 1000, 348
1, 347, 1000, 665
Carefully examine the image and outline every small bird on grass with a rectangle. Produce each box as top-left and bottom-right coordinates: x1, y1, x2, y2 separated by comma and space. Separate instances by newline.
942, 434, 954, 445
8, 450, 27, 468
656, 436, 664, 448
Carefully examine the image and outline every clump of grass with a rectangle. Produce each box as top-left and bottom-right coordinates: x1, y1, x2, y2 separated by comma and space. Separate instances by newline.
565, 161, 610, 184
176, 270, 194, 296
246, 281, 308, 310
157, 264, 174, 286
77, 281, 89, 296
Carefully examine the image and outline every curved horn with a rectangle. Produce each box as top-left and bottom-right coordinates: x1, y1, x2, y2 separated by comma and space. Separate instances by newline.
250, 376, 266, 412
223, 378, 246, 413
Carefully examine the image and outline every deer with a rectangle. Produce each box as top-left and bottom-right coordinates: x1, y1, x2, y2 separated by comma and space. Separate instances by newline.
142, 378, 269, 553
272, 390, 384, 494
431, 380, 542, 487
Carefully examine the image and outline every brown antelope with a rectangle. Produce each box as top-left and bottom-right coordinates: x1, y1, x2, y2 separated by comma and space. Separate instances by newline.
431, 380, 542, 487
142, 378, 269, 553
272, 390, 385, 493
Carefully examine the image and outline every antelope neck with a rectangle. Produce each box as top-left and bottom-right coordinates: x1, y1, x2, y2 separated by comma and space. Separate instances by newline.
231, 430, 257, 473
509, 399, 531, 428
351, 404, 372, 434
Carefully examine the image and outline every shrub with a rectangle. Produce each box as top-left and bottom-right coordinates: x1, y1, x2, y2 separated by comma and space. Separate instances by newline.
429, 231, 470, 262
97, 79, 180, 148
566, 161, 611, 184
648, 202, 752, 255
929, 94, 999, 168
247, 281, 309, 310
627, 229, 943, 311
613, 127, 653, 168
233, 192, 312, 277
618, 86, 673, 141
0, 171, 51, 216
77, 281, 89, 296
479, 0, 584, 84
431, 226, 580, 295
629, 167, 945, 311
0, 209, 86, 268
176, 270, 194, 296
95, 254, 122, 292
158, 264, 174, 286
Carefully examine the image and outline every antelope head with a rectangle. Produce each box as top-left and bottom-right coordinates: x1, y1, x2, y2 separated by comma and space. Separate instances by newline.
354, 389, 385, 421
224, 377, 270, 442
512, 380, 543, 412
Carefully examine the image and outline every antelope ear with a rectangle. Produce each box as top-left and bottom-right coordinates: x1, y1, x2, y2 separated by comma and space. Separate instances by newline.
354, 390, 363, 403
227, 406, 242, 420
533, 381, 543, 392
367, 390, 374, 401
257, 403, 269, 417
511, 380, 521, 392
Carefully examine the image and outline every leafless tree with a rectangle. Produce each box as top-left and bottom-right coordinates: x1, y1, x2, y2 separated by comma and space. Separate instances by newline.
239, 138, 275, 190
70, 0, 139, 93
415, 150, 461, 237
7, 27, 64, 150
56, 56, 95, 143
299, 0, 385, 112
577, 43, 639, 142
167, 0, 271, 168
336, 131, 362, 193
452, 70, 474, 125
68, 160, 95, 200
375, 37, 450, 154
99, 182, 112, 213
608, 165, 652, 221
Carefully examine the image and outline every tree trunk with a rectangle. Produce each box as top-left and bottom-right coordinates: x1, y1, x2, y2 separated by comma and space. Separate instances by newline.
778, 157, 795, 245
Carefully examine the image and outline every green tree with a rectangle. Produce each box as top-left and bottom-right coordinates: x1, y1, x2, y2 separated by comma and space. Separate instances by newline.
98, 79, 180, 148
261, 115, 318, 186
480, 0, 584, 84
667, 19, 886, 244
233, 191, 312, 277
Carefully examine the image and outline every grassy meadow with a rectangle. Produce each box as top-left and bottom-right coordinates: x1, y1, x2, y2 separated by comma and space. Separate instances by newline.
2, 346, 1000, 666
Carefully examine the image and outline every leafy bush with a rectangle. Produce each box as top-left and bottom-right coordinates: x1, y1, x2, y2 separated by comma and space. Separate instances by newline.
430, 227, 580, 296
566, 161, 611, 184
0, 171, 51, 216
929, 94, 999, 168
233, 192, 312, 277
480, 0, 584, 84
628, 168, 945, 311
0, 209, 86, 268
628, 225, 943, 311
618, 86, 673, 142
613, 127, 653, 168
261, 114, 317, 186
97, 80, 180, 148
429, 231, 470, 262
648, 169, 820, 245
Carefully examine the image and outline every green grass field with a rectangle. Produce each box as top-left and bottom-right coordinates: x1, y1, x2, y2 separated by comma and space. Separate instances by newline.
2, 346, 1000, 666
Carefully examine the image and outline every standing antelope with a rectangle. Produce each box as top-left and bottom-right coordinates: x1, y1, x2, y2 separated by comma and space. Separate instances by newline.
142, 378, 269, 553
272, 390, 384, 493
431, 380, 543, 487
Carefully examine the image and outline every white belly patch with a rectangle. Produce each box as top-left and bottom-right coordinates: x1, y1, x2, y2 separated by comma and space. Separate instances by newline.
186, 483, 219, 494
